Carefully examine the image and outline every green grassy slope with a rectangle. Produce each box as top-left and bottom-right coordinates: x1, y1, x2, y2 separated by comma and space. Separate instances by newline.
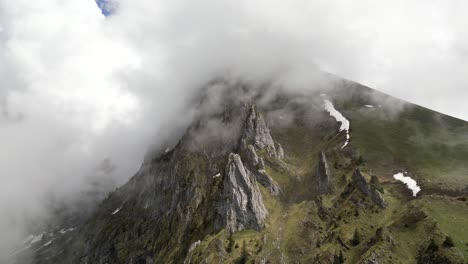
329, 82, 468, 193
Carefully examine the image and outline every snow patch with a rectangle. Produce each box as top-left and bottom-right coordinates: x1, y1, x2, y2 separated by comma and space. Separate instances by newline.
364, 105, 374, 108
112, 207, 121, 215
29, 233, 44, 245
59, 228, 76, 234
393, 172, 421, 196
213, 173, 221, 178
43, 240, 53, 247
21, 234, 36, 245
323, 99, 350, 149
36, 239, 54, 251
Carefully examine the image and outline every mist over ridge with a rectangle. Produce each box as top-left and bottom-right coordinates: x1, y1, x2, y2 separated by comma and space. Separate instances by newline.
2, 0, 468, 261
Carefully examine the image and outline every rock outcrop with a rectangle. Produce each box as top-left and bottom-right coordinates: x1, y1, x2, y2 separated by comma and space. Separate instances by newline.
358, 228, 396, 264
220, 153, 268, 232
238, 105, 281, 195
242, 144, 280, 195
245, 145, 259, 165
352, 169, 387, 208
240, 105, 277, 157
276, 143, 285, 160
314, 151, 331, 195
255, 169, 280, 195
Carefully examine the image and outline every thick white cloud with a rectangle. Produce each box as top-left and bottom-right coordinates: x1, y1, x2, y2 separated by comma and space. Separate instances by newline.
1, 0, 468, 258
0, 0, 145, 257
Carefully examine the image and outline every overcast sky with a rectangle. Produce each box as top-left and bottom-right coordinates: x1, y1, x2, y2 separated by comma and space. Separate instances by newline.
1, 0, 468, 257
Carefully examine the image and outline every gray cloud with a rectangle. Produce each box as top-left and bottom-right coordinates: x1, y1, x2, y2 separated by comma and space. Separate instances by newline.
1, 0, 468, 258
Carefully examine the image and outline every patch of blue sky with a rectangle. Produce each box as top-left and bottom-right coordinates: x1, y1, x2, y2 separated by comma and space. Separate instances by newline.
95, 0, 115, 16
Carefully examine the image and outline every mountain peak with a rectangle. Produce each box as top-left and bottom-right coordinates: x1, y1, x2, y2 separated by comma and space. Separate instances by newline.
15, 78, 468, 264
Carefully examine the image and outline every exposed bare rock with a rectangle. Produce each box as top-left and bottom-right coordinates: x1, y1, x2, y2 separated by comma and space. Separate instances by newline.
358, 252, 381, 264
240, 105, 277, 157
314, 151, 331, 195
352, 169, 387, 208
183, 240, 201, 264
243, 145, 280, 195
220, 153, 268, 232
258, 157, 266, 170
358, 228, 397, 264
238, 105, 281, 195
245, 144, 259, 166
276, 143, 285, 160
255, 169, 280, 195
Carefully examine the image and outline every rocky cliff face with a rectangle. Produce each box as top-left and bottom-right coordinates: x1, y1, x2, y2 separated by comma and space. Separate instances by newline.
219, 153, 267, 232
238, 105, 281, 195
314, 151, 331, 195
240, 105, 278, 157
67, 94, 285, 262
217, 103, 284, 232
242, 143, 280, 195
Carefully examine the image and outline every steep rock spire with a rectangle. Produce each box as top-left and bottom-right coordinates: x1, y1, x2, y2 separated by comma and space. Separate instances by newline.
240, 105, 277, 157
239, 104, 281, 195
219, 153, 268, 232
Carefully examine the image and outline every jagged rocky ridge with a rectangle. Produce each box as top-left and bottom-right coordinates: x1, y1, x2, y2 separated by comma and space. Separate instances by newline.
17, 85, 289, 263
15, 79, 468, 264
220, 104, 283, 232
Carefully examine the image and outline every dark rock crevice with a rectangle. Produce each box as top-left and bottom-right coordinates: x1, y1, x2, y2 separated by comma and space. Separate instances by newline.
313, 151, 331, 196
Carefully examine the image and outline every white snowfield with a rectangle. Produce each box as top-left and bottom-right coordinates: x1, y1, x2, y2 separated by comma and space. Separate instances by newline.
393, 172, 421, 196
324, 99, 350, 149
364, 105, 374, 108
112, 207, 121, 215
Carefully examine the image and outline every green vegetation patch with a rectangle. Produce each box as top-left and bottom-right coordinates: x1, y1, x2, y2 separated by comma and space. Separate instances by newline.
422, 196, 468, 258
